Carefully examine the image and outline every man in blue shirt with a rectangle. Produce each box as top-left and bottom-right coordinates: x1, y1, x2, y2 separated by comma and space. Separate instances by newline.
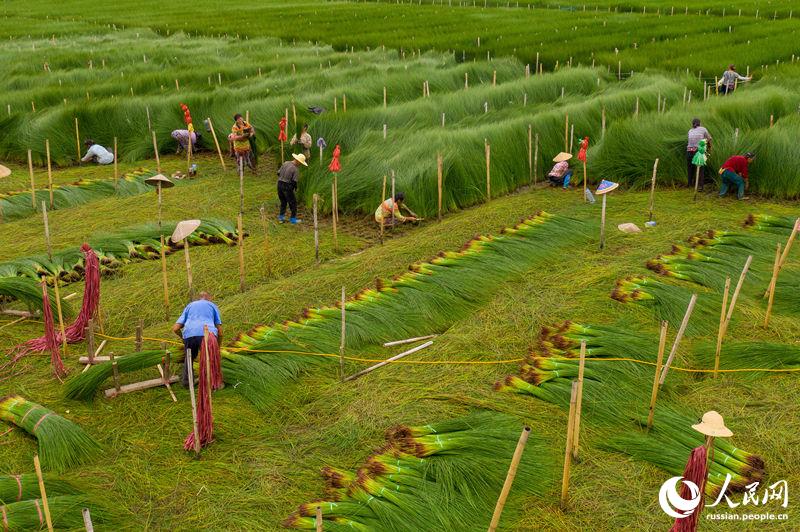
172, 291, 222, 387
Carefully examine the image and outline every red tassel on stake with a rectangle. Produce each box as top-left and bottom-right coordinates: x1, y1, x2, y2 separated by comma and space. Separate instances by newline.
40, 281, 65, 379
13, 244, 101, 359
184, 326, 215, 450
202, 329, 223, 390
328, 145, 341, 173
670, 446, 707, 532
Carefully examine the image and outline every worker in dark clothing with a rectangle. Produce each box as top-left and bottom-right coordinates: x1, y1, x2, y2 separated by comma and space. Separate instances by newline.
719, 152, 755, 200
277, 153, 307, 224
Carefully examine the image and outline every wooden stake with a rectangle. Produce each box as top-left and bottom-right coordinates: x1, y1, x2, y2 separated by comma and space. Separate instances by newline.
390, 171, 396, 226
113, 137, 118, 191
527, 125, 533, 184
160, 235, 170, 319
74, 117, 81, 161
315, 506, 323, 532
383, 86, 387, 108
380, 176, 386, 243
234, 213, 245, 292
344, 341, 433, 382
45, 140, 54, 208
28, 150, 36, 209
259, 206, 271, 277
693, 165, 701, 201
332, 177, 339, 251
151, 130, 161, 173
82, 508, 94, 532
533, 133, 539, 184
648, 159, 659, 221
659, 293, 698, 385
206, 117, 226, 170
110, 353, 121, 392
599, 194, 607, 250
186, 348, 201, 457
601, 107, 606, 138
339, 286, 346, 380
104, 375, 179, 397
383, 335, 436, 347
52, 277, 67, 353
646, 321, 668, 429
33, 455, 54, 532
183, 239, 194, 301
342, 93, 347, 113
146, 106, 152, 131
763, 244, 781, 328
724, 255, 753, 331
571, 341, 587, 459
313, 194, 320, 263
770, 114, 774, 127
485, 140, 491, 201
86, 318, 95, 363
560, 381, 579, 510
437, 153, 443, 221
564, 114, 569, 151
135, 319, 143, 351
42, 202, 53, 260
488, 426, 531, 531
714, 277, 731, 377
763, 219, 799, 297
157, 364, 178, 402
186, 127, 192, 177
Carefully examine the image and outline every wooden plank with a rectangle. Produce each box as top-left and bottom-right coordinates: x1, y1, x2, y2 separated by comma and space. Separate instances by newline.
104, 375, 179, 398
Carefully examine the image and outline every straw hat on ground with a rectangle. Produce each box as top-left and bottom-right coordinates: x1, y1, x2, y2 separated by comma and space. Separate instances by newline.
552, 152, 573, 163
144, 173, 175, 188
692, 411, 733, 437
0, 164, 11, 178
171, 219, 201, 243
292, 153, 308, 166
617, 223, 641, 234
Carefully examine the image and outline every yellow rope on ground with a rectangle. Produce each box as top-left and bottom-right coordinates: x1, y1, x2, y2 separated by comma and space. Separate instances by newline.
90, 332, 800, 373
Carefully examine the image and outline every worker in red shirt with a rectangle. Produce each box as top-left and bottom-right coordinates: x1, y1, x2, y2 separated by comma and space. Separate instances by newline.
718, 152, 755, 200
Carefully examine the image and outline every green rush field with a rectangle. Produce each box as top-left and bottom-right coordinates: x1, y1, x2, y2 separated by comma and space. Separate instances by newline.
1, 1, 800, 531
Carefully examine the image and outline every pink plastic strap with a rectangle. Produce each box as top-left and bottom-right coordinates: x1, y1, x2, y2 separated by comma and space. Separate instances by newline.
1, 505, 8, 532
34, 499, 43, 525
18, 405, 39, 425
13, 475, 21, 501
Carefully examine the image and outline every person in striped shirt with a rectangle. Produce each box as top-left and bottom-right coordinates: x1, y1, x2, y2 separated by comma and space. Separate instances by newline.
687, 118, 712, 188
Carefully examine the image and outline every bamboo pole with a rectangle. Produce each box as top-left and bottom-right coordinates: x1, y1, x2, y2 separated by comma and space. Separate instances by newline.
344, 341, 433, 382
135, 319, 143, 351
390, 171, 396, 226
151, 130, 161, 173
713, 277, 731, 376
342, 94, 347, 113
259, 206, 271, 277
186, 348, 201, 457
82, 508, 94, 531
339, 286, 346, 380
763, 244, 781, 328
183, 239, 194, 301
313, 194, 320, 263
599, 194, 607, 250
527, 125, 533, 184
113, 137, 118, 191
582, 159, 587, 200
383, 86, 387, 108
693, 165, 701, 201
646, 321, 669, 429
763, 219, 799, 297
74, 117, 81, 161
659, 294, 698, 385
42, 202, 53, 260
315, 506, 323, 532
560, 381, 579, 510
724, 256, 753, 331
45, 140, 54, 208
160, 235, 170, 319
383, 335, 436, 347
648, 159, 659, 221
237, 213, 245, 292
485, 140, 491, 201
207, 117, 226, 170
332, 177, 338, 251
601, 107, 606, 138
437, 153, 443, 222
533, 133, 538, 184
571, 341, 587, 460
564, 114, 569, 151
380, 176, 386, 243
86, 318, 95, 363
33, 455, 54, 532
28, 150, 36, 209
186, 127, 192, 177
238, 155, 245, 214
487, 426, 531, 532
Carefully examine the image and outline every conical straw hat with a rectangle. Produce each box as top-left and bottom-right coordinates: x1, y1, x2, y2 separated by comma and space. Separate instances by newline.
552, 152, 573, 163
595, 179, 619, 195
145, 173, 175, 188
0, 164, 11, 178
171, 219, 201, 243
292, 153, 308, 166
692, 411, 733, 437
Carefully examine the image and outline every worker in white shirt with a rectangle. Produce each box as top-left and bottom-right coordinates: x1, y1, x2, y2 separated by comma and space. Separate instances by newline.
81, 139, 114, 165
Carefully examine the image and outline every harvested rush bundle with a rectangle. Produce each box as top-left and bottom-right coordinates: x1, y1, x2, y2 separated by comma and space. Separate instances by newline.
0, 395, 100, 471
0, 169, 155, 222
0, 277, 63, 316
64, 349, 183, 400
224, 212, 590, 410
0, 473, 76, 504
284, 412, 554, 531
0, 495, 92, 530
